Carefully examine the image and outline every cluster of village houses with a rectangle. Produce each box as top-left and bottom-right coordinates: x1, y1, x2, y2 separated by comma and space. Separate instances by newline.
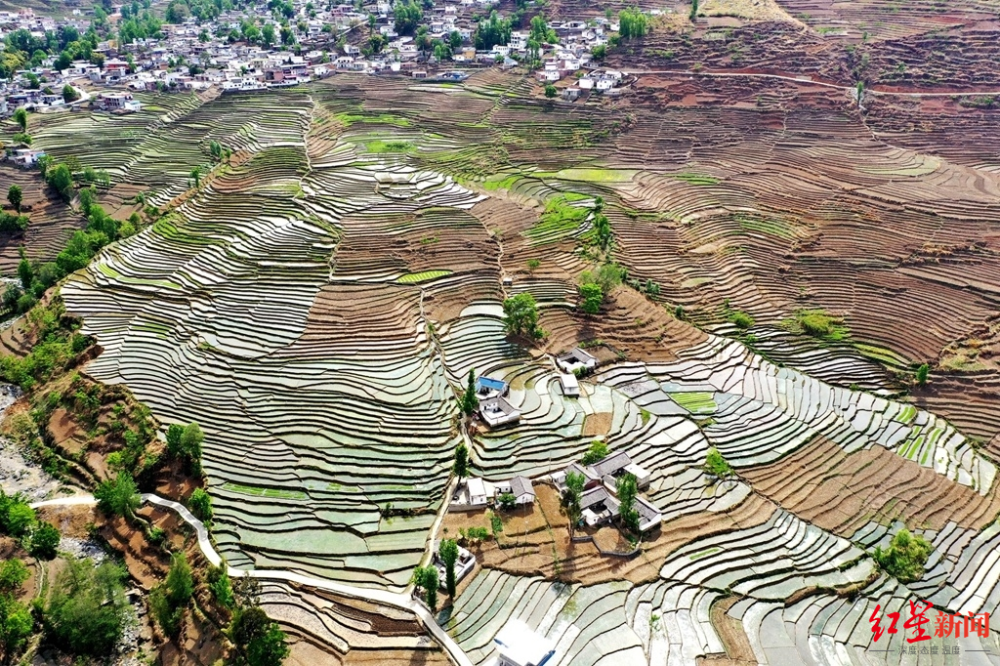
455, 346, 663, 535
0, 0, 629, 129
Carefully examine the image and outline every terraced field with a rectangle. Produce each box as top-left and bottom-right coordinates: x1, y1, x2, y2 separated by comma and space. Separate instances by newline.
19, 37, 1000, 664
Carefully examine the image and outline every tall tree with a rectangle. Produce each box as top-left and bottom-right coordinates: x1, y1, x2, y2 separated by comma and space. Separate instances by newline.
6, 186, 21, 214
12, 109, 27, 133
616, 473, 639, 533
561, 471, 585, 535
165, 553, 194, 607
453, 443, 469, 480
439, 539, 459, 598
460, 368, 478, 415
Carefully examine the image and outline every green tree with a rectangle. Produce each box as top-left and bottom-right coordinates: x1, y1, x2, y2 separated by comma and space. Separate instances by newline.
93, 472, 141, 519
190, 166, 202, 188
578, 283, 603, 315
46, 164, 74, 202
45, 559, 128, 657
208, 562, 235, 608
619, 8, 649, 38
616, 472, 640, 533
166, 553, 194, 607
449, 30, 462, 50
497, 492, 516, 511
502, 292, 540, 339
180, 422, 204, 469
873, 528, 933, 583
62, 84, 79, 103
0, 594, 32, 666
6, 186, 21, 214
4, 504, 34, 538
394, 0, 423, 35
460, 368, 478, 415
150, 584, 182, 636
439, 538, 459, 597
474, 10, 512, 50
12, 109, 27, 133
704, 447, 733, 478
453, 442, 469, 480
261, 23, 276, 46
690, 0, 699, 21
166, 423, 185, 456
29, 522, 60, 560
78, 187, 95, 217
188, 487, 213, 522
591, 44, 607, 60
561, 471, 586, 534
580, 439, 609, 465
916, 363, 929, 386
0, 561, 28, 596
227, 605, 290, 666
414, 566, 438, 611
544, 83, 557, 98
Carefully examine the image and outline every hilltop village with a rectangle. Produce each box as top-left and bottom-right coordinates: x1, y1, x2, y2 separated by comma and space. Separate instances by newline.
0, 0, 639, 123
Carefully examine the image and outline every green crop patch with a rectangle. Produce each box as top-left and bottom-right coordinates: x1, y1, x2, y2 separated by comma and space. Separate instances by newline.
671, 172, 721, 186
670, 392, 717, 414
222, 483, 308, 500
524, 194, 591, 245
366, 139, 416, 153
396, 270, 453, 284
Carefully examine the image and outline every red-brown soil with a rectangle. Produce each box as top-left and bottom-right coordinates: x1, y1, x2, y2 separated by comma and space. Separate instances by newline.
742, 436, 1000, 535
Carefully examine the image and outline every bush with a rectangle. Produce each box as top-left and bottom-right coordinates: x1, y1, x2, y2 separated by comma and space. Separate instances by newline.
578, 282, 603, 315
150, 585, 182, 637
580, 440, 609, 465
0, 559, 29, 595
873, 529, 933, 583
496, 492, 516, 511
704, 447, 733, 478
0, 491, 36, 538
208, 562, 235, 608
93, 472, 140, 519
29, 522, 60, 560
728, 310, 754, 329
188, 488, 213, 522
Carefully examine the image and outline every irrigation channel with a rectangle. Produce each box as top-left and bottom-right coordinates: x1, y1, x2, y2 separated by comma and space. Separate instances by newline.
30, 493, 474, 666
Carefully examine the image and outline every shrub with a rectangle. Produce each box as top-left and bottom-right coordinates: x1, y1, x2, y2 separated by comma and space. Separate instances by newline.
496, 492, 516, 511
29, 522, 60, 560
728, 310, 754, 329
704, 447, 733, 478
150, 585, 182, 637
93, 472, 140, 519
189, 488, 213, 522
578, 283, 603, 315
580, 440, 609, 465
0, 559, 29, 595
165, 553, 194, 607
208, 562, 235, 609
873, 529, 933, 583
